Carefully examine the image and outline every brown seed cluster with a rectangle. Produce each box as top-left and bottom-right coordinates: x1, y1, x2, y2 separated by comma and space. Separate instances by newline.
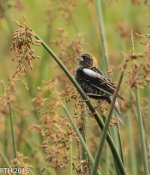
41, 114, 74, 169
10, 152, 32, 175
32, 79, 59, 112
131, 0, 150, 5
45, 1, 56, 28
53, 28, 84, 72
131, 0, 141, 5
60, 83, 91, 130
0, 79, 16, 115
0, 0, 24, 18
13, 0, 24, 11
32, 79, 80, 170
10, 22, 41, 78
116, 22, 131, 39
72, 159, 90, 175
97, 101, 118, 126
128, 33, 150, 88
58, 0, 80, 24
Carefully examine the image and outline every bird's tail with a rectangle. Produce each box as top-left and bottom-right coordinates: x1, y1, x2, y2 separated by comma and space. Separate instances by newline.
114, 100, 123, 124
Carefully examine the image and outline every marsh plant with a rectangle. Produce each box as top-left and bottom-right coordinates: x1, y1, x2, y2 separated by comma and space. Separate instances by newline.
0, 1, 150, 175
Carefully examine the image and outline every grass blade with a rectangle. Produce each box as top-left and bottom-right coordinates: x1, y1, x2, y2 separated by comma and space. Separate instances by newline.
96, 0, 109, 73
69, 138, 73, 175
0, 152, 10, 167
127, 112, 138, 175
8, 102, 18, 175
135, 89, 149, 175
8, 102, 17, 158
80, 109, 88, 174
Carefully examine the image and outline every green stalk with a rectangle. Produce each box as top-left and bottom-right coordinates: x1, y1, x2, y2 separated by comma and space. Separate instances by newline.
116, 125, 124, 163
0, 152, 10, 167
34, 33, 126, 174
96, 0, 109, 74
64, 106, 101, 175
8, 102, 17, 158
80, 105, 88, 174
135, 89, 149, 175
91, 66, 125, 175
104, 146, 109, 175
113, 157, 122, 175
8, 102, 18, 175
127, 112, 138, 175
69, 138, 73, 175
4, 112, 9, 159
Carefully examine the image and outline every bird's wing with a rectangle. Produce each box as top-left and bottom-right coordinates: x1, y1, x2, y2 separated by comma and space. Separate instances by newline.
82, 67, 116, 96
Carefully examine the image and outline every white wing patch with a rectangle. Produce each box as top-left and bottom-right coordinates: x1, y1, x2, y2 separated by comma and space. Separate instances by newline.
83, 68, 103, 79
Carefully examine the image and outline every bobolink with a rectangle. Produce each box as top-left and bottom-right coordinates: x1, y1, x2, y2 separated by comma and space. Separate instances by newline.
75, 53, 123, 122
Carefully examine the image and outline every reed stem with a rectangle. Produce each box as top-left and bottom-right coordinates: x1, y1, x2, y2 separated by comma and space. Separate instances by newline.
135, 89, 149, 175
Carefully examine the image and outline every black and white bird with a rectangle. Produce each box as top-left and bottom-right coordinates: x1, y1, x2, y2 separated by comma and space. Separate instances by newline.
75, 53, 123, 122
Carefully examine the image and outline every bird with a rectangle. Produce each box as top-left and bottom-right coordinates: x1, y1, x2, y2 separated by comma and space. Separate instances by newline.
75, 53, 123, 122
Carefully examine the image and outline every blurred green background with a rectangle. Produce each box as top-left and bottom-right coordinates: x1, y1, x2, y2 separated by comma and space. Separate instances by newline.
0, 0, 150, 174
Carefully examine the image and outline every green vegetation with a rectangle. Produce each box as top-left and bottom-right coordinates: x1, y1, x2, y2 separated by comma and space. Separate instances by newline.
0, 0, 150, 175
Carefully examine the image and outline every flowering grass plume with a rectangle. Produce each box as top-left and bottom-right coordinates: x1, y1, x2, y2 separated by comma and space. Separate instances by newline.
128, 33, 150, 88
10, 22, 41, 78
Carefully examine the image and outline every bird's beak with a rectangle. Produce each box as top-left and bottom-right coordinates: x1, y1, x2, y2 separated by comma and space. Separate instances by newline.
76, 56, 83, 62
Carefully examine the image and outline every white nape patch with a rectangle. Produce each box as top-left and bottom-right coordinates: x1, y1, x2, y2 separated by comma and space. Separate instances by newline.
83, 68, 103, 78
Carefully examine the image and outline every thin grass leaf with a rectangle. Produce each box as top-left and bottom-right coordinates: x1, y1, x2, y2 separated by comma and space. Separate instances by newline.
104, 146, 109, 175
80, 112, 88, 174
135, 89, 149, 175
8, 102, 18, 175
116, 125, 124, 163
8, 102, 17, 158
0, 152, 10, 167
4, 114, 9, 159
127, 112, 138, 175
69, 138, 73, 175
95, 0, 109, 73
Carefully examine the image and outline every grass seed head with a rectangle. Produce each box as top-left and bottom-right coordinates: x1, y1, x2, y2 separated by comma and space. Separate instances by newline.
10, 22, 41, 78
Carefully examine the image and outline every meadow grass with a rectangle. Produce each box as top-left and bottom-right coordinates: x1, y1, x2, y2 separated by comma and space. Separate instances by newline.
0, 0, 150, 175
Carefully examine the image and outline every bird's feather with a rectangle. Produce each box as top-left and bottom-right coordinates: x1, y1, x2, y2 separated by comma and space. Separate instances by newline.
82, 67, 116, 95
83, 68, 103, 79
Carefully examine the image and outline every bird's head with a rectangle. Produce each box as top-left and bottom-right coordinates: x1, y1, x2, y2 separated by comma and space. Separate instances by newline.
76, 53, 93, 68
